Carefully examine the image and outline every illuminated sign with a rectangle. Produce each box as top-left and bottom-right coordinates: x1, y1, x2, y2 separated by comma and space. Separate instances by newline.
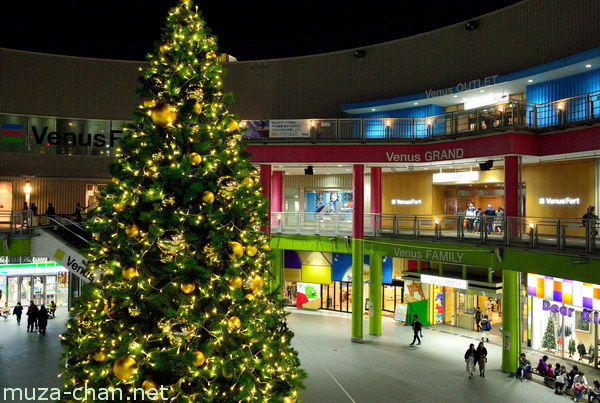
424, 75, 499, 98
421, 274, 468, 290
542, 300, 600, 324
432, 171, 480, 183
538, 197, 580, 205
385, 148, 464, 162
391, 199, 422, 205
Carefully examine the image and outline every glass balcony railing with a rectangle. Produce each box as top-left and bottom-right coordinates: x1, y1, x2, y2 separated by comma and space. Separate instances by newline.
271, 212, 600, 255
245, 90, 600, 143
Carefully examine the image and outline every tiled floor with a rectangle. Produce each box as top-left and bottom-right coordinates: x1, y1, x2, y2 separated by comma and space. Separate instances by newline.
1, 306, 598, 402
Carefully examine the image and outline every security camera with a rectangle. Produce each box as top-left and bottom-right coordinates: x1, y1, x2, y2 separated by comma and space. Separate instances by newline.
353, 49, 365, 58
465, 20, 479, 31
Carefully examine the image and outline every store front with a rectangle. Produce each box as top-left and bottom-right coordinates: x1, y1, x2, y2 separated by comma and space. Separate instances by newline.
0, 262, 69, 307
528, 273, 600, 368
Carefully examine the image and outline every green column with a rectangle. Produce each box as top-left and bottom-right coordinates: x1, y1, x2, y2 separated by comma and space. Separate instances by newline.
369, 254, 382, 336
270, 249, 284, 299
502, 269, 521, 373
351, 239, 364, 342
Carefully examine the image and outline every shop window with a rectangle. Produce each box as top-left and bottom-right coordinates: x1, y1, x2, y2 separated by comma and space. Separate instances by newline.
83, 120, 112, 156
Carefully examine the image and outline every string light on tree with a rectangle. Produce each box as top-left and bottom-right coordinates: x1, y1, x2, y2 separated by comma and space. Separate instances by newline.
60, 0, 305, 400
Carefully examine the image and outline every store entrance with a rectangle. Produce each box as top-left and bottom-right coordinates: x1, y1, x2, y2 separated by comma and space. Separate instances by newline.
5, 274, 68, 307
321, 281, 352, 312
441, 183, 504, 216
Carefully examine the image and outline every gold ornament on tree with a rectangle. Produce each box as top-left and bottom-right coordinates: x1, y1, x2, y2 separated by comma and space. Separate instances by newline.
283, 397, 295, 403
113, 356, 137, 380
193, 102, 203, 115
157, 232, 185, 255
189, 152, 202, 166
227, 316, 242, 330
228, 276, 243, 289
122, 266, 139, 280
244, 293, 255, 300
201, 191, 215, 204
228, 242, 244, 259
251, 276, 264, 293
103, 301, 117, 316
142, 97, 157, 108
159, 43, 170, 54
150, 103, 177, 128
217, 176, 238, 198
192, 351, 206, 366
125, 224, 140, 238
92, 349, 107, 362
142, 379, 157, 391
245, 245, 258, 257
241, 177, 254, 187
114, 203, 127, 212
180, 282, 196, 294
224, 118, 239, 133
206, 51, 217, 59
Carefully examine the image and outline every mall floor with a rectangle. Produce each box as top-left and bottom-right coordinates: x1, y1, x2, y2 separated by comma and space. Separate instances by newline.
0, 307, 598, 402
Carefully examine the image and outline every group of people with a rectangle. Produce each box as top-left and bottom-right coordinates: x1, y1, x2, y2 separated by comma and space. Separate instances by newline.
11, 301, 57, 335
465, 202, 505, 234
514, 353, 600, 402
20, 201, 87, 225
464, 342, 488, 378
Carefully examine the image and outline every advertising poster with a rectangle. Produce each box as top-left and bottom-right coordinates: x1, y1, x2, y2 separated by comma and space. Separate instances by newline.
395, 303, 408, 322
296, 282, 321, 308
404, 280, 427, 302
241, 120, 269, 139
269, 120, 311, 138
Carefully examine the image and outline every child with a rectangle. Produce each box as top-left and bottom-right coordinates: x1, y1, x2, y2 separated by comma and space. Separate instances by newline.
555, 367, 566, 395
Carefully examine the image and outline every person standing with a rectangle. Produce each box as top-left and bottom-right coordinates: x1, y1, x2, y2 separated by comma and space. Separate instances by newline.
582, 206, 598, 244
75, 202, 84, 222
44, 203, 56, 216
464, 343, 477, 378
484, 204, 496, 233
26, 301, 38, 333
474, 307, 482, 332
49, 300, 57, 318
481, 315, 492, 342
409, 314, 422, 346
494, 207, 504, 233
465, 202, 477, 233
37, 304, 48, 335
477, 341, 488, 377
13, 302, 23, 325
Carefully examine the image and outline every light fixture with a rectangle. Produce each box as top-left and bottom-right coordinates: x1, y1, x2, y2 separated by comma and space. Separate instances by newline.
337, 164, 343, 167
529, 221, 535, 229
453, 95, 458, 98
426, 118, 432, 126
371, 108, 376, 111
385, 120, 391, 127
480, 89, 485, 93
586, 64, 592, 68
310, 120, 315, 128
557, 102, 565, 111
24, 181, 32, 195
353, 49, 365, 58
527, 79, 533, 83
414, 102, 419, 105
465, 20, 479, 31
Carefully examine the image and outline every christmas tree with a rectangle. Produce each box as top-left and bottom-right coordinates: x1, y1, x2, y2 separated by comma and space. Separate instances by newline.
60, 1, 305, 401
541, 315, 557, 351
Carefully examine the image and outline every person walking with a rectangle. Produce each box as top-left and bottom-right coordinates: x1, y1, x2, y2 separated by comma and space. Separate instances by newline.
481, 315, 492, 342
477, 341, 488, 377
37, 305, 49, 335
409, 314, 422, 346
13, 302, 23, 325
26, 301, 38, 333
49, 300, 57, 318
582, 206, 598, 246
465, 343, 477, 378
474, 307, 482, 332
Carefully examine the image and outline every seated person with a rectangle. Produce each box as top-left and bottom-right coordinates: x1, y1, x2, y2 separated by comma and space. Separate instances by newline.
573, 372, 588, 402
544, 364, 554, 384
589, 380, 600, 402
555, 368, 567, 395
537, 355, 550, 374
554, 364, 562, 377
567, 366, 580, 390
515, 352, 531, 382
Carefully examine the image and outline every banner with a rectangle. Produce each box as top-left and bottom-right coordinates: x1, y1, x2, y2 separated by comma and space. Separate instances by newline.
269, 120, 311, 138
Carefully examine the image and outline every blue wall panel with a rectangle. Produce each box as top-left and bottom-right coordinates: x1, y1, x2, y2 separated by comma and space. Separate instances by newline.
332, 253, 393, 284
354, 105, 444, 139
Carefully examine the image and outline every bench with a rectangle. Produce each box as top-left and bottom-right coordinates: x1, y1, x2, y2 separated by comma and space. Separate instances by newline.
531, 368, 555, 388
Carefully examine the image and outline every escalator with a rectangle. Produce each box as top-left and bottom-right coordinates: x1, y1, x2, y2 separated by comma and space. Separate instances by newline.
30, 217, 97, 283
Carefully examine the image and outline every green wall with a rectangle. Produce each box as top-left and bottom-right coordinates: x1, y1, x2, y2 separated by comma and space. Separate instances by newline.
0, 238, 31, 257
270, 235, 600, 284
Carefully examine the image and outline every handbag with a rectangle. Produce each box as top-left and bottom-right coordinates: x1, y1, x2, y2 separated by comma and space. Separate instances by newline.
575, 384, 583, 391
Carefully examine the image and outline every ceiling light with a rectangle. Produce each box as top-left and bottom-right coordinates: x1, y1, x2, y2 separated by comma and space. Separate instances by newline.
337, 164, 343, 167
586, 64, 592, 68
527, 79, 533, 83
371, 108, 376, 111
453, 95, 458, 98
414, 102, 418, 105
480, 89, 484, 93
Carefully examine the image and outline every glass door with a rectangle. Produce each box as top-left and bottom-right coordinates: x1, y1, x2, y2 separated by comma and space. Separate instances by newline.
33, 276, 44, 305
57, 272, 69, 306
46, 275, 57, 306
7, 277, 19, 306
20, 277, 31, 303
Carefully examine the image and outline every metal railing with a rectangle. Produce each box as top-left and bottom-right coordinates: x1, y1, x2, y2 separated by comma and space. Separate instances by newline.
245, 90, 600, 143
271, 212, 600, 254
0, 210, 90, 244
